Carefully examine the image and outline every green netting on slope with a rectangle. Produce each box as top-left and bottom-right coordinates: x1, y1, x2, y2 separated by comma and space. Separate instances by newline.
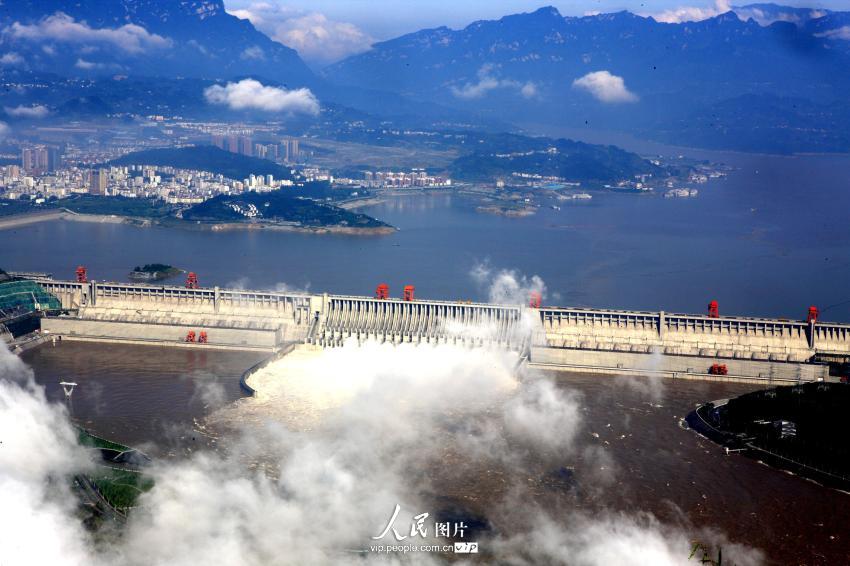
0, 280, 62, 316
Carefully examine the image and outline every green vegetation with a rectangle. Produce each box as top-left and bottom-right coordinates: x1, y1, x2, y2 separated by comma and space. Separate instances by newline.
77, 428, 130, 452
0, 195, 173, 218
89, 469, 154, 511
183, 190, 391, 229
449, 137, 665, 184
689, 542, 725, 565
77, 428, 153, 512
133, 263, 173, 274
0, 198, 43, 217
62, 194, 174, 217
108, 145, 294, 181
129, 264, 180, 281
0, 192, 390, 231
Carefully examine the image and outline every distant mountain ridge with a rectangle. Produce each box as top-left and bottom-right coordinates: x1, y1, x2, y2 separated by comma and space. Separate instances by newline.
2, 2, 850, 152
0, 0, 315, 86
327, 5, 849, 106
324, 4, 850, 152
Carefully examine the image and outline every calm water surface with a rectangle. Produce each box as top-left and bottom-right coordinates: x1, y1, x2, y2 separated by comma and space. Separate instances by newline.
21, 342, 265, 453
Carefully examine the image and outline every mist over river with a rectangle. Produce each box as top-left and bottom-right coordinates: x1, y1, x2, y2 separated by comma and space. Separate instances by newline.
15, 341, 850, 564
2, 150, 850, 321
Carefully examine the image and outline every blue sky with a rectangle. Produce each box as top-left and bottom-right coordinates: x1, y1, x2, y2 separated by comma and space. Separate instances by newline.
225, 0, 844, 39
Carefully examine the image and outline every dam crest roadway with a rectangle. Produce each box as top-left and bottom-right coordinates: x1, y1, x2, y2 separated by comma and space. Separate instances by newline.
21, 275, 850, 385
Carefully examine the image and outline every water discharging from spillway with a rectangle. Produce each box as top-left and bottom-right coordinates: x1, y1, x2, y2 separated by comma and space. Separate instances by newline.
201, 339, 770, 564
20, 340, 850, 563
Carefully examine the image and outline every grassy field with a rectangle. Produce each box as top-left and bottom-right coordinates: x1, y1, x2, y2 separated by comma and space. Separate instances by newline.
77, 428, 131, 452
0, 195, 174, 218
89, 468, 154, 510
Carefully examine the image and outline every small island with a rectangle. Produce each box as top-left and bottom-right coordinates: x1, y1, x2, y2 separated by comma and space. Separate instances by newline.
181, 190, 395, 234
128, 263, 181, 281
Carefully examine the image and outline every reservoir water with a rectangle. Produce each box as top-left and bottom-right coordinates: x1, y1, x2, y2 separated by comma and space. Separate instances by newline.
2, 151, 850, 321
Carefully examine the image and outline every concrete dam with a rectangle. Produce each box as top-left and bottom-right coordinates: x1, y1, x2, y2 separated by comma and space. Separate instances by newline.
26, 276, 850, 384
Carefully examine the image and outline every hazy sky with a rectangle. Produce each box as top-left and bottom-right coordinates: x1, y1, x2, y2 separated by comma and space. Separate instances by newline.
225, 0, 844, 39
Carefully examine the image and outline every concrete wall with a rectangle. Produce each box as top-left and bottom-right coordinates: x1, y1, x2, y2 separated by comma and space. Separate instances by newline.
537, 307, 850, 362
42, 317, 277, 351
530, 346, 829, 383
315, 296, 523, 349
21, 278, 850, 380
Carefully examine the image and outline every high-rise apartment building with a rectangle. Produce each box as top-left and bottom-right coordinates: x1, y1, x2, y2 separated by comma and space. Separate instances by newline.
21, 146, 61, 174
279, 138, 300, 162
89, 169, 108, 195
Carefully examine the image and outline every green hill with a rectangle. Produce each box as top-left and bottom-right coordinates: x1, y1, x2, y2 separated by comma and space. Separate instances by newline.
109, 146, 293, 181
183, 190, 390, 229
449, 137, 664, 185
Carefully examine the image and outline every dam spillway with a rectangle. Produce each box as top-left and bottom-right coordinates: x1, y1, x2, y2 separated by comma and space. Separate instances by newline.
21, 276, 850, 384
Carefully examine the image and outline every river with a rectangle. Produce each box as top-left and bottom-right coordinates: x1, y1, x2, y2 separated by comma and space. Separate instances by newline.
18, 341, 850, 564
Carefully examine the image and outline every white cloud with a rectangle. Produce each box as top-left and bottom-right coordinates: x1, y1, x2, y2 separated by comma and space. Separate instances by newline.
0, 122, 9, 139
0, 344, 95, 566
0, 52, 22, 66
652, 2, 828, 27
227, 3, 373, 65
734, 6, 828, 26
4, 105, 49, 119
204, 79, 320, 115
240, 45, 265, 60
452, 74, 502, 99
649, 0, 733, 24
572, 70, 638, 103
451, 64, 536, 100
7, 12, 171, 54
816, 26, 850, 40
520, 81, 539, 99
74, 58, 98, 70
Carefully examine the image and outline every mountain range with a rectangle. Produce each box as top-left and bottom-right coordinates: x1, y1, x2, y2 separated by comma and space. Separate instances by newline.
0, 0, 313, 86
1, 2, 850, 153
326, 5, 850, 151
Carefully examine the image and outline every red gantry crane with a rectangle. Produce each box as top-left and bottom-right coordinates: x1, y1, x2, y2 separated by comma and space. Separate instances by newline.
375, 283, 389, 300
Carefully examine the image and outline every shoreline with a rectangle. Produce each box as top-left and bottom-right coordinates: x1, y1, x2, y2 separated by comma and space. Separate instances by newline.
0, 209, 396, 235
686, 402, 850, 493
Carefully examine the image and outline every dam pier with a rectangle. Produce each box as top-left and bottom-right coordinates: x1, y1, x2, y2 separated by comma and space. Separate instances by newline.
0, 269, 837, 384
8, 273, 848, 385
